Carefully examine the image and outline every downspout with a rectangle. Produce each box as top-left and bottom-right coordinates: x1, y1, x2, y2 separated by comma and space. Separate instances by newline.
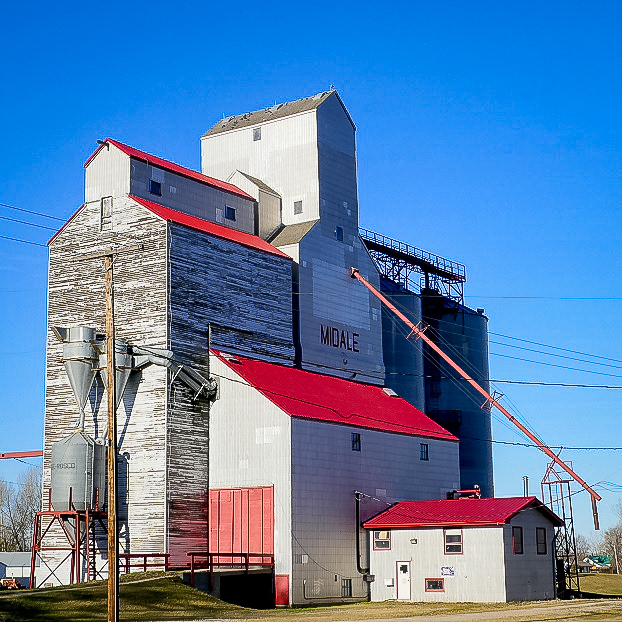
354, 491, 369, 575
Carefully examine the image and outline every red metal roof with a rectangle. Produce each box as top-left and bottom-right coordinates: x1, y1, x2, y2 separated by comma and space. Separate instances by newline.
214, 351, 458, 441
131, 196, 289, 258
84, 138, 254, 201
363, 497, 563, 528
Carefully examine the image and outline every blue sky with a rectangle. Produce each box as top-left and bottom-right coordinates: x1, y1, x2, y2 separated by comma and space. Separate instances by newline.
1, 1, 621, 540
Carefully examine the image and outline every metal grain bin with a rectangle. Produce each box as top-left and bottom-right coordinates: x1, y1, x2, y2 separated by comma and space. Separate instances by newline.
380, 277, 425, 411
421, 290, 494, 497
50, 432, 106, 511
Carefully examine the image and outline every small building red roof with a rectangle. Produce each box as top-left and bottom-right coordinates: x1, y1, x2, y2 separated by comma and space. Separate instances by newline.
363, 497, 563, 529
84, 138, 254, 201
131, 196, 289, 258
213, 351, 458, 441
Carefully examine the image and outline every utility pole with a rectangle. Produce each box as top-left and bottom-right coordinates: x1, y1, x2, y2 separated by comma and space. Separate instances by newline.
73, 243, 142, 622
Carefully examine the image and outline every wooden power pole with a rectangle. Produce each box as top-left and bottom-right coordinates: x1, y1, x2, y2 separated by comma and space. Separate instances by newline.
73, 243, 142, 622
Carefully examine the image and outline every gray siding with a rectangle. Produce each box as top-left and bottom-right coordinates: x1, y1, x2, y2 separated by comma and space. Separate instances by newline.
130, 158, 256, 234
504, 511, 557, 601
295, 225, 385, 384
290, 419, 460, 605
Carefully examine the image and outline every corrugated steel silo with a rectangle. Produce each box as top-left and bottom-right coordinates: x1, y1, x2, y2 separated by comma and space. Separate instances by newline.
50, 432, 106, 511
380, 277, 425, 411
421, 290, 494, 497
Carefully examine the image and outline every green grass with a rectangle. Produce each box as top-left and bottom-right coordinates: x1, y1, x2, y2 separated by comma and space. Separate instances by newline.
580, 573, 622, 596
2, 573, 622, 622
0, 575, 243, 622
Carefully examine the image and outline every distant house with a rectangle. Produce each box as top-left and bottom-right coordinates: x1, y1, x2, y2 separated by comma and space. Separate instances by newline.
364, 497, 563, 602
0, 552, 37, 587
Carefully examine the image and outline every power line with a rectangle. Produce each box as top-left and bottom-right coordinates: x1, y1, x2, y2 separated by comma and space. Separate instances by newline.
0, 201, 64, 222
490, 352, 622, 379
0, 234, 47, 247
0, 214, 56, 231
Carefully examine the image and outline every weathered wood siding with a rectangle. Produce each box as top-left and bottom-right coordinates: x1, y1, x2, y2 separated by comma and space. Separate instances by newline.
166, 224, 294, 565
42, 197, 169, 584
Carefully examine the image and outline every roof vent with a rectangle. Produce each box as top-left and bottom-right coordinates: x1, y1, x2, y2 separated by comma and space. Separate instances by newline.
312, 92, 326, 100
267, 104, 283, 113
382, 387, 398, 397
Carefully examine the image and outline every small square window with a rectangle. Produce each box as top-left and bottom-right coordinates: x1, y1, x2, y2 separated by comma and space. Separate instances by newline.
351, 432, 361, 452
373, 530, 391, 550
225, 205, 236, 221
336, 226, 344, 242
294, 200, 303, 214
420, 443, 429, 461
253, 127, 261, 141
149, 180, 162, 196
536, 527, 547, 555
444, 529, 462, 554
425, 578, 444, 592
512, 526, 524, 554
341, 578, 352, 597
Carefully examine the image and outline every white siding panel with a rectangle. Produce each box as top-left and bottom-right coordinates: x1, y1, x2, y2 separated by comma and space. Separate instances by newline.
84, 144, 131, 203
201, 111, 319, 225
290, 419, 459, 605
208, 356, 293, 581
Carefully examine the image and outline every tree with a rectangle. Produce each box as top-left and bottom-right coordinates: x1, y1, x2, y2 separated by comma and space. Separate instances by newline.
575, 533, 596, 562
0, 467, 41, 551
597, 502, 622, 573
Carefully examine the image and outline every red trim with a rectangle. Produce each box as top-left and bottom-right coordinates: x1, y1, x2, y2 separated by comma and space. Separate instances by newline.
84, 138, 254, 201
364, 497, 564, 529
0, 451, 43, 459
47, 204, 85, 246
131, 196, 289, 259
425, 578, 444, 592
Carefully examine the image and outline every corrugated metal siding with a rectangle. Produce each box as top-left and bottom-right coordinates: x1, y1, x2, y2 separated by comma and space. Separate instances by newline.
84, 145, 130, 204
130, 158, 256, 234
201, 110, 320, 225
207, 355, 293, 579
296, 225, 385, 384
369, 526, 507, 602
289, 418, 460, 605
504, 511, 556, 601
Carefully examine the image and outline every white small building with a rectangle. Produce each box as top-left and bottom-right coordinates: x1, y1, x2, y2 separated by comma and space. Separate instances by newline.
364, 497, 562, 603
0, 552, 37, 587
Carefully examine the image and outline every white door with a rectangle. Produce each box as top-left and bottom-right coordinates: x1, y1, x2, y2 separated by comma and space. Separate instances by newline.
396, 561, 411, 600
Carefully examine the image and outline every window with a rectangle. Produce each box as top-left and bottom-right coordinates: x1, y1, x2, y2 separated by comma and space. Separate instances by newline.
444, 529, 463, 554
253, 127, 261, 141
294, 200, 303, 215
149, 179, 162, 196
425, 578, 444, 592
225, 205, 236, 221
100, 196, 112, 231
536, 527, 547, 555
373, 531, 391, 550
351, 432, 361, 451
341, 578, 352, 597
420, 443, 429, 461
336, 226, 344, 242
512, 526, 523, 554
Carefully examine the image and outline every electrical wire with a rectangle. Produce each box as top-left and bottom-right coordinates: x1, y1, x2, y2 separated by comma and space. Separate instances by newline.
0, 201, 65, 222
0, 234, 47, 247
0, 214, 56, 231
